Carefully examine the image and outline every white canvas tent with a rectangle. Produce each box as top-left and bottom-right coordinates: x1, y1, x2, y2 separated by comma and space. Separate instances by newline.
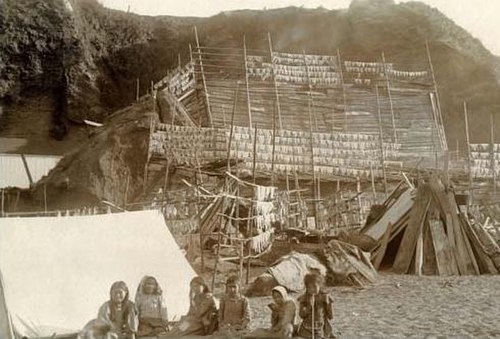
0, 210, 196, 338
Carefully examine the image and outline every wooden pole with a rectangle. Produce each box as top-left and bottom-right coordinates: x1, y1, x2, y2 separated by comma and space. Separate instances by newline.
303, 50, 318, 226
381, 52, 398, 143
426, 39, 447, 151
370, 162, 376, 203
246, 124, 258, 283
136, 78, 139, 101
375, 86, 388, 197
267, 33, 283, 129
189, 44, 193, 63
178, 53, 181, 69
243, 35, 253, 129
163, 159, 170, 193
271, 101, 277, 186
336, 49, 348, 131
20, 154, 34, 186
491, 113, 496, 194
124, 172, 130, 209
226, 82, 239, 172
43, 184, 47, 213
1, 189, 4, 217
194, 26, 214, 127
464, 102, 473, 205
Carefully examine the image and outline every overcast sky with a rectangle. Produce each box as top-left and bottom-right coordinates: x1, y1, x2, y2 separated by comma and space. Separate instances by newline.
98, 0, 500, 56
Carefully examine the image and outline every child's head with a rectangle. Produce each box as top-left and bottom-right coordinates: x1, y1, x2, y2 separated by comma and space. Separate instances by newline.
225, 275, 240, 297
304, 273, 324, 295
110, 281, 129, 304
141, 276, 160, 295
190, 276, 209, 295
271, 286, 288, 306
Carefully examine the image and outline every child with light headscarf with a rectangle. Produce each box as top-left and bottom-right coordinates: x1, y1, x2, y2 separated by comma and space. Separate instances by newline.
245, 285, 296, 338
134, 276, 169, 337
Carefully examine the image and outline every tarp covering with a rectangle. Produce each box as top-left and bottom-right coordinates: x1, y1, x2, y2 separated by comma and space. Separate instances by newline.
267, 251, 327, 292
0, 210, 196, 337
0, 153, 61, 188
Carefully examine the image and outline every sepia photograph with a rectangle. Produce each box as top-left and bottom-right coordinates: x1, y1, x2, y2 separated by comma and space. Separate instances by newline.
1, 0, 500, 338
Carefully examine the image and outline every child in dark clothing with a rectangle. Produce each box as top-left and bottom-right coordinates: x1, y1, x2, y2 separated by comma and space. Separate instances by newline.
297, 274, 334, 339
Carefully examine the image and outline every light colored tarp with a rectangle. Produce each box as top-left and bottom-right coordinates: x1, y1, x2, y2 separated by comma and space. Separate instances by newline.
0, 270, 14, 339
0, 210, 196, 337
267, 251, 327, 292
0, 153, 61, 188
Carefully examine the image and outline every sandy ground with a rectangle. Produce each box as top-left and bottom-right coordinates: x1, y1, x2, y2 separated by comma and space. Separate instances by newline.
191, 253, 500, 338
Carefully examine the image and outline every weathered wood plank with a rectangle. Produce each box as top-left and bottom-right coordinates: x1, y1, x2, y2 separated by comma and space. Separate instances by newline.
392, 185, 430, 274
422, 220, 438, 275
460, 214, 498, 274
429, 219, 454, 276
373, 222, 393, 270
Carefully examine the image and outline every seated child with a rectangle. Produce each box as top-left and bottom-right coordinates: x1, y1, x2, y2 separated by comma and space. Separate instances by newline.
166, 276, 218, 337
245, 285, 296, 338
134, 276, 169, 337
217, 275, 251, 337
297, 274, 334, 339
78, 281, 138, 339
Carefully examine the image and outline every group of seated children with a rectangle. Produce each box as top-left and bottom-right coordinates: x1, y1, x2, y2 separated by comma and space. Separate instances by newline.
78, 273, 334, 339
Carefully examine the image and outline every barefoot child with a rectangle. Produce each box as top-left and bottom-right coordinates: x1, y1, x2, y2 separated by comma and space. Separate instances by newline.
297, 274, 334, 339
134, 276, 169, 337
217, 275, 251, 336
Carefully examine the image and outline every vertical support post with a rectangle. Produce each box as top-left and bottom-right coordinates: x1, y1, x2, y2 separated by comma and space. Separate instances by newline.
381, 52, 397, 143
1, 189, 4, 217
226, 83, 239, 172
252, 124, 258, 184
375, 86, 388, 197
336, 49, 348, 131
370, 162, 376, 203
163, 159, 170, 193
426, 39, 448, 151
464, 102, 473, 205
303, 50, 318, 225
194, 26, 214, 127
136, 78, 140, 101
243, 35, 253, 129
491, 113, 496, 194
267, 33, 283, 129
43, 184, 47, 213
178, 53, 181, 69
124, 172, 130, 209
271, 102, 277, 186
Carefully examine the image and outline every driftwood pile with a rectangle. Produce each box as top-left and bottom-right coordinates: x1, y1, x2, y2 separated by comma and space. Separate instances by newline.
361, 176, 500, 275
